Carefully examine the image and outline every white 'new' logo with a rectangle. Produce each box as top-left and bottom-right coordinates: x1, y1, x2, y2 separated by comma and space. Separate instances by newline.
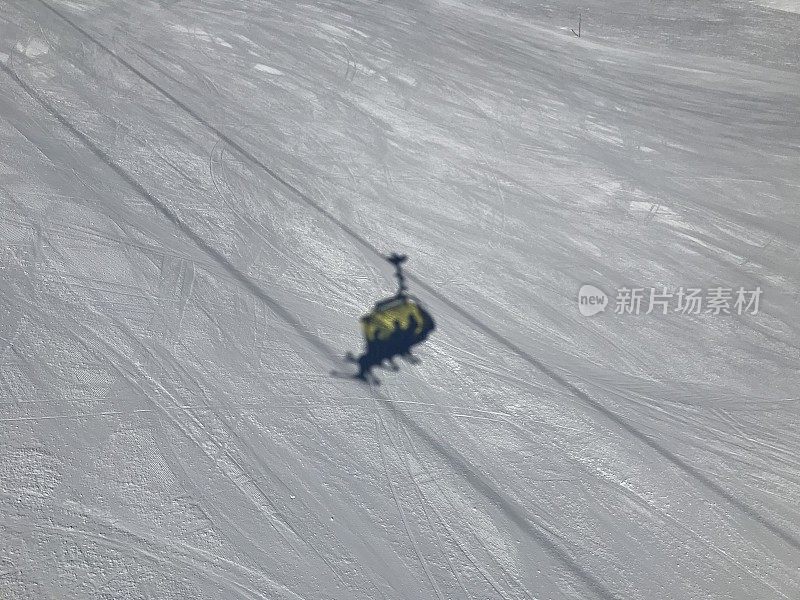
578, 284, 608, 316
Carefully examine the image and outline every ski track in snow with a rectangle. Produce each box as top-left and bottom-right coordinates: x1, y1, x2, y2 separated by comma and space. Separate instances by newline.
1, 0, 799, 598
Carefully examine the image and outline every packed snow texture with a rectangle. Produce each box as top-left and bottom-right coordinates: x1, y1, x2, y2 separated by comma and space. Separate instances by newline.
1, 0, 799, 598
757, 1, 800, 15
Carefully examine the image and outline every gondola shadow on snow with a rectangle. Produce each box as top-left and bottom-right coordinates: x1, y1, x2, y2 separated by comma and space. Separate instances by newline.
334, 254, 436, 384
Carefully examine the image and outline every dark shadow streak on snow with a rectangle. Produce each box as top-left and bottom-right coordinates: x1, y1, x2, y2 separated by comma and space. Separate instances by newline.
29, 0, 800, 556
409, 274, 800, 554
32, 0, 383, 265
0, 63, 332, 363
1, 62, 620, 600
377, 398, 621, 600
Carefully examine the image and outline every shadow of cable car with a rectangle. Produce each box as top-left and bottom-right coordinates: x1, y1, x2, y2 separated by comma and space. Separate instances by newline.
343, 254, 436, 384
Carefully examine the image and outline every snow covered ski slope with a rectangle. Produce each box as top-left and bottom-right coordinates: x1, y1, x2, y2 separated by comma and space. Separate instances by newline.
1, 0, 799, 598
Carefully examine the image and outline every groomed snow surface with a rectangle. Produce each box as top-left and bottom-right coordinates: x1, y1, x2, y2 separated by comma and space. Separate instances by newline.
1, 0, 799, 598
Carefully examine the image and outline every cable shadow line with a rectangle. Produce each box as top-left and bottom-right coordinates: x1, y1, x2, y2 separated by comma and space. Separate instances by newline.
33, 0, 386, 262
376, 396, 620, 600
0, 62, 333, 362
408, 273, 800, 553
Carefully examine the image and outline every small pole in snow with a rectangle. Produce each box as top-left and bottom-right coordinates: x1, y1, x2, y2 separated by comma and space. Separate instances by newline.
571, 13, 582, 38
